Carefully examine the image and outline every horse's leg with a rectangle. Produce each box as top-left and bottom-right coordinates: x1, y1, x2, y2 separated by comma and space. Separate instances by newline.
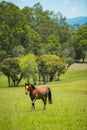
42, 98, 45, 110
42, 97, 47, 110
31, 102, 35, 111
31, 96, 37, 111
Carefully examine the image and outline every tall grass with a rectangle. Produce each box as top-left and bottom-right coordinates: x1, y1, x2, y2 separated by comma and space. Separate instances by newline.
0, 63, 87, 130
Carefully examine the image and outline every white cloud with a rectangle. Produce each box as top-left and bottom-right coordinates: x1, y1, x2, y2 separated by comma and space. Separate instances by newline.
22, 0, 28, 2
68, 6, 79, 17
64, 0, 71, 5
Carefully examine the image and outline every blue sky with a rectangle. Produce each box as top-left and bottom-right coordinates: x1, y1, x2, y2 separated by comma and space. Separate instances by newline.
1, 0, 87, 18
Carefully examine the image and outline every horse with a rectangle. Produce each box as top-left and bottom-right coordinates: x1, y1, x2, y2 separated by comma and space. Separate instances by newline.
25, 83, 52, 110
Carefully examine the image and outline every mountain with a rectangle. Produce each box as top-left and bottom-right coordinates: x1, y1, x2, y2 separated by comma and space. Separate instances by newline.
66, 16, 87, 26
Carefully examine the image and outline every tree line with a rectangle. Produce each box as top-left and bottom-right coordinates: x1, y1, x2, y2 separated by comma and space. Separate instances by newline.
0, 1, 87, 86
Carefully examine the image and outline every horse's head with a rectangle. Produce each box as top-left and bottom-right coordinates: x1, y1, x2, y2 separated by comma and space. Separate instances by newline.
25, 83, 35, 94
25, 83, 31, 95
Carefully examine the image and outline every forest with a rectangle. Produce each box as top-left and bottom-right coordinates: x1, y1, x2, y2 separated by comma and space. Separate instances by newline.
0, 1, 87, 86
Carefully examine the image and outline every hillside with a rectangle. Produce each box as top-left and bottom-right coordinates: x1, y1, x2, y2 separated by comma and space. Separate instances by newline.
66, 16, 87, 25
0, 63, 87, 130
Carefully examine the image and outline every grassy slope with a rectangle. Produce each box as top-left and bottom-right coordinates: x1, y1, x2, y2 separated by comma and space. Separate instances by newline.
0, 63, 87, 130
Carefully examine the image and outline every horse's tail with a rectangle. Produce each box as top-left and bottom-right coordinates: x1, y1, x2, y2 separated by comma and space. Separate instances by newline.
48, 87, 52, 104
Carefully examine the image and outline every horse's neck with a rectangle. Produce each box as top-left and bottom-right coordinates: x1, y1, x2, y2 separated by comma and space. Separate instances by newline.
31, 85, 35, 89
30, 86, 35, 93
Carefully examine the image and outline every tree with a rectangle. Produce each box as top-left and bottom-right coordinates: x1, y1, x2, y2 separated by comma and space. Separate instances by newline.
1, 58, 21, 87
74, 25, 87, 62
46, 34, 61, 55
38, 54, 66, 83
22, 6, 35, 28
0, 1, 74, 86
32, 3, 59, 44
66, 57, 74, 69
21, 24, 42, 55
61, 41, 76, 60
54, 12, 66, 26
19, 53, 38, 84
12, 45, 25, 57
58, 25, 72, 44
0, 1, 26, 56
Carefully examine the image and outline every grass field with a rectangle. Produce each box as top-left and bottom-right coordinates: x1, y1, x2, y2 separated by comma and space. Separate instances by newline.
0, 63, 87, 130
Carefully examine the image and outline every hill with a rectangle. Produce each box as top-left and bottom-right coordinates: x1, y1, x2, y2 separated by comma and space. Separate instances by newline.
66, 16, 87, 26
0, 63, 87, 130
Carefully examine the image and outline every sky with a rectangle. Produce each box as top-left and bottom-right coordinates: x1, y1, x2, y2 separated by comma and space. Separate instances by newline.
1, 0, 87, 18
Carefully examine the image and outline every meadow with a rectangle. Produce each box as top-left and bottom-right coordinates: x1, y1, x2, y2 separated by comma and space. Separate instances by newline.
0, 63, 87, 130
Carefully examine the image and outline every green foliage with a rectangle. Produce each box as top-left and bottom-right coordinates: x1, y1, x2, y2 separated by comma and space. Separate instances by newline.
1, 58, 21, 86
0, 1, 73, 59
58, 25, 72, 43
46, 34, 61, 55
22, 6, 35, 28
38, 54, 66, 83
62, 41, 76, 59
66, 57, 74, 69
0, 1, 87, 86
12, 45, 25, 57
21, 24, 42, 55
0, 1, 26, 55
19, 53, 38, 83
0, 50, 7, 62
74, 25, 87, 62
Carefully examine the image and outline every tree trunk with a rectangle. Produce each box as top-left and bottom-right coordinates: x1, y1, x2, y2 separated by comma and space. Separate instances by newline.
13, 81, 15, 87
57, 71, 60, 81
43, 75, 46, 84
16, 74, 23, 86
49, 75, 53, 81
8, 76, 11, 87
49, 72, 55, 81
82, 57, 85, 63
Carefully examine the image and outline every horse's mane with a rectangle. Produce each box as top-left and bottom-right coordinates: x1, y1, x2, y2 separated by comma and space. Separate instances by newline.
30, 84, 35, 89
25, 83, 35, 89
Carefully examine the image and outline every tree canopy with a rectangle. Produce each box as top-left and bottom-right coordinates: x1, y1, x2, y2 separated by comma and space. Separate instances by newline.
73, 25, 87, 62
0, 1, 87, 86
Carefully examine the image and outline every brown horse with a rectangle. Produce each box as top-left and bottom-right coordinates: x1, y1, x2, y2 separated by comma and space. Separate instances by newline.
25, 83, 52, 110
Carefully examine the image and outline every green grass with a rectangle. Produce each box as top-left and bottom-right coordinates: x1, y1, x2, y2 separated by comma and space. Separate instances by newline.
0, 63, 87, 130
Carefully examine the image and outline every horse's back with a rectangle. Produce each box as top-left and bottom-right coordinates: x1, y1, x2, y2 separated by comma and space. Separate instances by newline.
36, 85, 49, 95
